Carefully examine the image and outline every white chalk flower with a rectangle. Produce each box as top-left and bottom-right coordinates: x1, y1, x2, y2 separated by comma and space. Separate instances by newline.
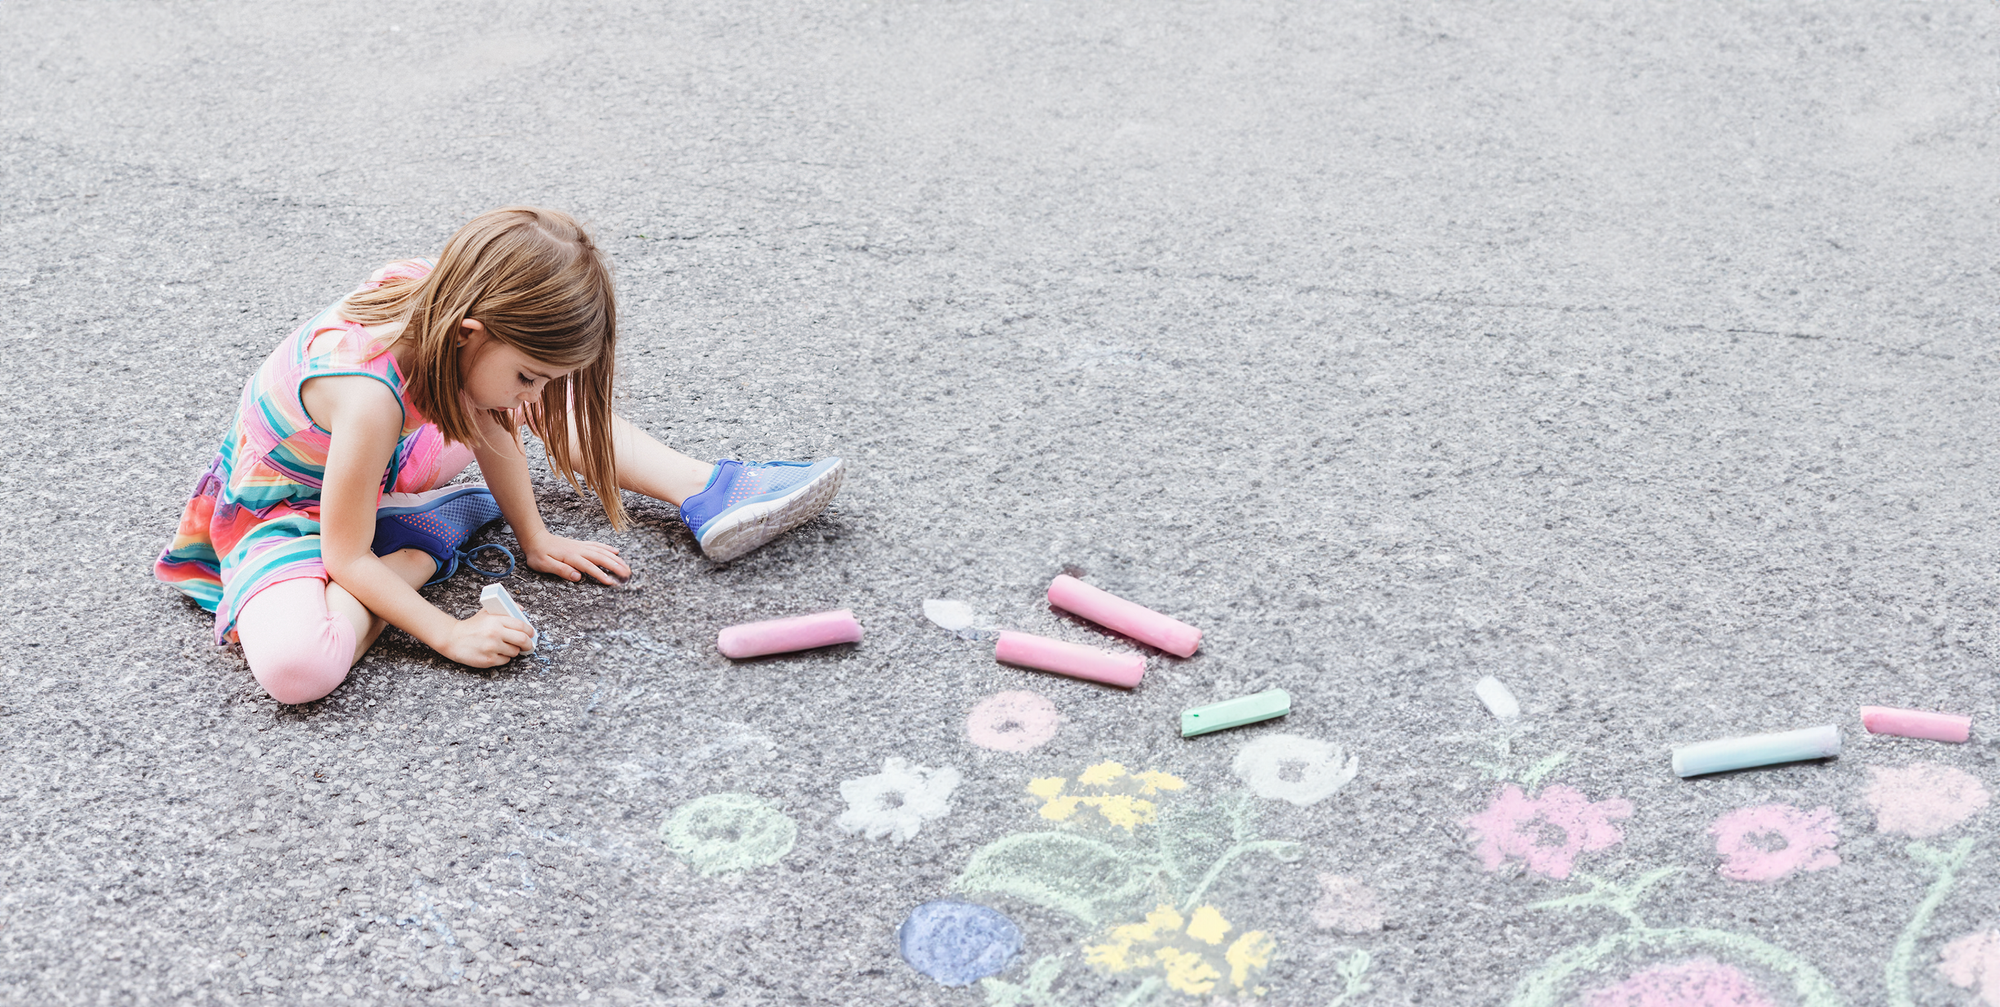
837, 757, 962, 844
1231, 734, 1359, 806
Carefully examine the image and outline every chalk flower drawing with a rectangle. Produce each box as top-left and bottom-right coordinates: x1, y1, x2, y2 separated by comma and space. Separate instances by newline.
1708, 805, 1840, 883
1027, 761, 1185, 831
837, 757, 961, 844
1940, 931, 2000, 1007
966, 691, 1061, 753
1311, 873, 1387, 933
659, 793, 797, 876
1465, 784, 1632, 880
1083, 903, 1276, 996
897, 900, 1023, 988
1865, 762, 1991, 838
1583, 958, 1776, 1007
1230, 733, 1359, 806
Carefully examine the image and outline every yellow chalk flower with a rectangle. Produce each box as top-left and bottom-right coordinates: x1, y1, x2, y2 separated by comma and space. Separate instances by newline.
1084, 903, 1276, 996
1024, 762, 1187, 832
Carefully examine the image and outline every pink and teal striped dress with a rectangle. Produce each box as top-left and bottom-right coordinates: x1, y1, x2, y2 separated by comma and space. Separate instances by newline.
156, 259, 465, 643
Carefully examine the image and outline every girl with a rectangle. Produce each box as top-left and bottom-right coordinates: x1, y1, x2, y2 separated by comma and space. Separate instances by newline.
156, 207, 846, 704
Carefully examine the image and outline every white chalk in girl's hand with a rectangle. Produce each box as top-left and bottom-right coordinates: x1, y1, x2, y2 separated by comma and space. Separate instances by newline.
480, 583, 537, 651
1474, 676, 1520, 719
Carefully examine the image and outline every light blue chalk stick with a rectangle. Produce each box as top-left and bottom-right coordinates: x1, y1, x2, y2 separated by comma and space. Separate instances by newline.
1671, 724, 1840, 778
1181, 689, 1291, 737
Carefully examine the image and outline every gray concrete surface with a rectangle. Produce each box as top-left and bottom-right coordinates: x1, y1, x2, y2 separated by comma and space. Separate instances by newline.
5, 1, 2000, 1004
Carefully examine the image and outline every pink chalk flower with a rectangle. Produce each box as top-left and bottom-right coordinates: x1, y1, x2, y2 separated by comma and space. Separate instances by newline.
1940, 930, 2000, 1007
1585, 958, 1776, 1007
1463, 784, 1633, 880
965, 691, 1061, 753
1708, 804, 1840, 883
1865, 762, 1991, 838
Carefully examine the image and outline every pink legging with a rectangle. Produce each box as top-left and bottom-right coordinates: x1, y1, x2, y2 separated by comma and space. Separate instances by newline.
235, 439, 478, 704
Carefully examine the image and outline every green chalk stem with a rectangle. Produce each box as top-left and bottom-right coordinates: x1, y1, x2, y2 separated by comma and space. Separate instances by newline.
1180, 689, 1291, 737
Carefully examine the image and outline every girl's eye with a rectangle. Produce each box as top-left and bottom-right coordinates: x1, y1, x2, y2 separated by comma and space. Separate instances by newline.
518, 373, 534, 385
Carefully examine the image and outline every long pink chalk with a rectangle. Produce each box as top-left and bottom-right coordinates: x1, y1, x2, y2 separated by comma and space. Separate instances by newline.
1861, 706, 1971, 743
717, 609, 863, 659
995, 631, 1145, 689
1046, 575, 1202, 657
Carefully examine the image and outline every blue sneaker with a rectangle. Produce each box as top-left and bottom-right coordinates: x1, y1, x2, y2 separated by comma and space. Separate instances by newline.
680, 458, 846, 562
372, 484, 516, 586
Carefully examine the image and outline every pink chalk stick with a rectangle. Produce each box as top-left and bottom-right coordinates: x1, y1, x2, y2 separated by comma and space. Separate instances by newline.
1046, 575, 1202, 657
717, 609, 863, 659
995, 631, 1146, 689
1861, 706, 1971, 743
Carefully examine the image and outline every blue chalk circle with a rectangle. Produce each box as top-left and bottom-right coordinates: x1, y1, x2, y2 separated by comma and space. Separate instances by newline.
897, 900, 1023, 987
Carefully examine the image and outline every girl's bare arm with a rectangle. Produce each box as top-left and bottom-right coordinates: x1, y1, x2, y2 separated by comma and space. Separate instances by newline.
309, 375, 529, 665
469, 408, 629, 585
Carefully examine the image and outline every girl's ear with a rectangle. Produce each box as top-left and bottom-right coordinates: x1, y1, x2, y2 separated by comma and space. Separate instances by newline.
457, 318, 487, 346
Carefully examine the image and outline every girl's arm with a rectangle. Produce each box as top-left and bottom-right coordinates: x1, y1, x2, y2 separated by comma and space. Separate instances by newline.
469, 408, 631, 585
311, 375, 532, 666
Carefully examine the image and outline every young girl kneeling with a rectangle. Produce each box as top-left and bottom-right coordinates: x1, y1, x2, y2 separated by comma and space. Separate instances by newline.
156, 207, 845, 704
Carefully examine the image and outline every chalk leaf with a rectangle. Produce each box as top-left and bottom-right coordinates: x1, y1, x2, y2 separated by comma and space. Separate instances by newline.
955, 832, 1157, 925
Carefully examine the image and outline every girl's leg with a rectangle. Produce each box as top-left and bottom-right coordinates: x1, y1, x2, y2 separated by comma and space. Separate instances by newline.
235, 548, 435, 704
606, 415, 715, 505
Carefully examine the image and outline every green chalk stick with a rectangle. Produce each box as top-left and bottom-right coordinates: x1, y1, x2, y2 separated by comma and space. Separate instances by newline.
1180, 689, 1291, 737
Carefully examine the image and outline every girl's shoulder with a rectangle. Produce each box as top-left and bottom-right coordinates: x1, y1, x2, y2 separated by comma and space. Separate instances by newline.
360, 257, 437, 290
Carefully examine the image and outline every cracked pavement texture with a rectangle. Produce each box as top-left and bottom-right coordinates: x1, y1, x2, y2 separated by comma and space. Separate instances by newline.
4, 1, 2000, 1005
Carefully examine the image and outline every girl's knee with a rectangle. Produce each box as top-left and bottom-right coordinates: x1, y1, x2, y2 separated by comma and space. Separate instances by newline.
235, 577, 357, 705
248, 648, 352, 705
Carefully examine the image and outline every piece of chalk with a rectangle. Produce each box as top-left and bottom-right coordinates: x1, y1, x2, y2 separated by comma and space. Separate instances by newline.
1860, 706, 1971, 743
1046, 575, 1202, 658
995, 631, 1146, 689
1671, 725, 1841, 778
1474, 676, 1520, 719
1181, 689, 1291, 737
717, 609, 863, 659
480, 583, 538, 651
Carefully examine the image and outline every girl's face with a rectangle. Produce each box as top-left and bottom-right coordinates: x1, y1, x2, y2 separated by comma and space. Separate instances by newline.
456, 321, 581, 412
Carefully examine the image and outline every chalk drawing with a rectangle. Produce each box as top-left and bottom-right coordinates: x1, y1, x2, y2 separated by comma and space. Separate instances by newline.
1082, 903, 1275, 996
1230, 734, 1358, 807
1582, 958, 1775, 1007
898, 900, 1023, 987
1465, 732, 1572, 787
1027, 761, 1186, 831
837, 757, 961, 844
1884, 838, 1978, 1007
1464, 784, 1632, 880
1311, 874, 1386, 933
968, 691, 1062, 753
1865, 762, 1991, 838
659, 793, 797, 876
1325, 950, 1376, 1007
1940, 930, 2000, 1007
958, 787, 1308, 1005
1708, 805, 1840, 883
1506, 869, 1843, 1007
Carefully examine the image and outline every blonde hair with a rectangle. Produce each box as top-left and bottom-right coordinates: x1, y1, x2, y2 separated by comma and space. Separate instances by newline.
344, 206, 625, 529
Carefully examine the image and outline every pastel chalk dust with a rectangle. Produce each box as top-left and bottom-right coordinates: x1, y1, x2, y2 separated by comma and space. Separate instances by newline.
966, 691, 1061, 752
1864, 762, 1991, 838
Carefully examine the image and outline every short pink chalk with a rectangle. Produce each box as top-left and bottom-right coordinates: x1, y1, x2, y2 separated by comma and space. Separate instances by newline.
1860, 706, 1971, 743
1046, 575, 1202, 658
717, 609, 863, 659
995, 631, 1145, 689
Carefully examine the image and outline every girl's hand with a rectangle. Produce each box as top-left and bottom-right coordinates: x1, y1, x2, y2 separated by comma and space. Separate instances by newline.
440, 610, 536, 667
524, 534, 631, 585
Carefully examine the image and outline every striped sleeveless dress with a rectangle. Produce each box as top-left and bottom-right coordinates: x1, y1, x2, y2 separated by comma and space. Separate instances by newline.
155, 259, 468, 643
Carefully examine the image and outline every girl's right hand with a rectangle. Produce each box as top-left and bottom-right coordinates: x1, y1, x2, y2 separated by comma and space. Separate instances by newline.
440, 609, 536, 667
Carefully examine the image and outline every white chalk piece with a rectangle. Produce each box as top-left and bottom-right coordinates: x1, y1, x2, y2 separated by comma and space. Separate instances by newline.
1671, 725, 1841, 778
923, 600, 979, 633
1474, 676, 1520, 719
480, 583, 538, 651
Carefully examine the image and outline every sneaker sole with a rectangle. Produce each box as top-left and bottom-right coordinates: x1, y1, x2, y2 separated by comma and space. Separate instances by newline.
697, 459, 847, 563
375, 484, 494, 518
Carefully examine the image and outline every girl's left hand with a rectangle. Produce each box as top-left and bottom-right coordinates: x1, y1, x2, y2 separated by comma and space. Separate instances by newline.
525, 534, 631, 585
